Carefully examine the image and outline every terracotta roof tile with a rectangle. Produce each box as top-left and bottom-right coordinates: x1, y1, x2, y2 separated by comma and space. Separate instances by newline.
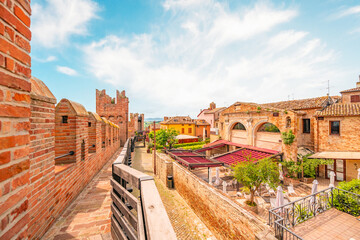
195, 119, 210, 125
262, 96, 341, 110
161, 116, 194, 125
340, 87, 360, 93
205, 107, 226, 114
316, 103, 360, 117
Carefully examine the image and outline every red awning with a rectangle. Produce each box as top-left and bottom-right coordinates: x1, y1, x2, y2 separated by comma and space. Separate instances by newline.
202, 139, 279, 154
213, 148, 277, 166
167, 150, 223, 169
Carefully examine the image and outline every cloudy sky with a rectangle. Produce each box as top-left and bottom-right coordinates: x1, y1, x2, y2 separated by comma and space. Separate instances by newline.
31, 0, 360, 118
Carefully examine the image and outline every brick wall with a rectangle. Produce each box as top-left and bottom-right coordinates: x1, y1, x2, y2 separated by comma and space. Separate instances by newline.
96, 89, 129, 145
27, 77, 57, 238
0, 0, 32, 239
155, 153, 275, 240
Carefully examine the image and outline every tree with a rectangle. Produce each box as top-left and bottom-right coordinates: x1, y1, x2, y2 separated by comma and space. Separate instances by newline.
232, 157, 279, 205
148, 129, 179, 149
300, 154, 334, 178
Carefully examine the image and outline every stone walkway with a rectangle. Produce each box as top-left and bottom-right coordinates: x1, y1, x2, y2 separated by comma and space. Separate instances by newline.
132, 145, 216, 240
42, 149, 122, 240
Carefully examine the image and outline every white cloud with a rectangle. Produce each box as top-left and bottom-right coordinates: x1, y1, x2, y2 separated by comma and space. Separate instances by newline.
33, 55, 57, 62
56, 66, 78, 76
337, 5, 360, 18
83, 1, 341, 117
31, 0, 99, 48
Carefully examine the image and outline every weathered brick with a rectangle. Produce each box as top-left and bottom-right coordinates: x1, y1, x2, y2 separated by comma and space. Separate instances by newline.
0, 150, 11, 165
0, 71, 31, 92
0, 103, 30, 118
0, 38, 31, 66
0, 159, 29, 183
0, 134, 29, 150
0, 4, 31, 40
4, 24, 14, 41
0, 20, 4, 35
5, 56, 14, 71
15, 34, 30, 52
14, 5, 30, 27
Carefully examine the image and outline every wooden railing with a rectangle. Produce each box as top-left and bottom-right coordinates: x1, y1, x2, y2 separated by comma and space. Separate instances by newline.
111, 138, 176, 240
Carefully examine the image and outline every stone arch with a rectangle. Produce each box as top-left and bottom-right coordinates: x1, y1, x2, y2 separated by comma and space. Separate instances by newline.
252, 120, 282, 151
227, 120, 249, 145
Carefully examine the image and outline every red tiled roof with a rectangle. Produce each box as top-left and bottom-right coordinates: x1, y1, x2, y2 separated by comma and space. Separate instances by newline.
204, 140, 279, 154
340, 87, 360, 93
261, 96, 341, 110
316, 103, 360, 117
205, 107, 226, 114
213, 148, 276, 166
161, 116, 194, 125
167, 150, 223, 168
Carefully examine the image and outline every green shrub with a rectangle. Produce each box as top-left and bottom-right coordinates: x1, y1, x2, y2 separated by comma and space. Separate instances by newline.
179, 145, 204, 150
333, 179, 360, 217
281, 130, 295, 145
173, 141, 205, 148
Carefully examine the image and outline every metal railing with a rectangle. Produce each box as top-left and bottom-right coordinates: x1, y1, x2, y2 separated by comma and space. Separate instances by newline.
269, 187, 360, 240
111, 138, 176, 240
55, 151, 74, 160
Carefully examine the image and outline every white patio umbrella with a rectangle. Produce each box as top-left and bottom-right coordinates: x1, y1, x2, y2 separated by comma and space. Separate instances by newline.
275, 186, 285, 209
358, 168, 360, 180
222, 181, 227, 193
329, 171, 336, 188
214, 167, 220, 186
310, 179, 318, 204
279, 163, 284, 181
208, 168, 213, 185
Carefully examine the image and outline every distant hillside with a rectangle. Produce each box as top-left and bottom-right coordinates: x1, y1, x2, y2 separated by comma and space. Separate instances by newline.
145, 117, 163, 121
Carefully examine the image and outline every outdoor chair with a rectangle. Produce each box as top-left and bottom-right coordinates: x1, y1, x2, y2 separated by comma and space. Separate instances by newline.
266, 183, 276, 196
236, 192, 242, 197
287, 184, 297, 196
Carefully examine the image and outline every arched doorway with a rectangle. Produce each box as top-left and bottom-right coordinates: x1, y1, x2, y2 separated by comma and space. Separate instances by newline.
254, 122, 282, 151
231, 122, 248, 145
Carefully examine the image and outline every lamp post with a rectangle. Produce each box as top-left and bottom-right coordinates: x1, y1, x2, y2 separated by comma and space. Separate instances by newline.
153, 121, 156, 175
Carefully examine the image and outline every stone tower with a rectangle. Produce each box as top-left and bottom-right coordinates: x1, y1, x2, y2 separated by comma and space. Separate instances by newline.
96, 89, 129, 145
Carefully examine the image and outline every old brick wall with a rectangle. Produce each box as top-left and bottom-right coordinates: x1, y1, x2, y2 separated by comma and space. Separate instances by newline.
54, 100, 77, 164
88, 112, 97, 154
96, 89, 128, 145
0, 0, 32, 239
155, 153, 174, 185
218, 103, 299, 160
314, 116, 360, 152
170, 161, 274, 240
27, 77, 57, 238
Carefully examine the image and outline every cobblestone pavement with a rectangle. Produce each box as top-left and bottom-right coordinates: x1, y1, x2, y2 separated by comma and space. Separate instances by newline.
132, 145, 216, 240
42, 149, 122, 240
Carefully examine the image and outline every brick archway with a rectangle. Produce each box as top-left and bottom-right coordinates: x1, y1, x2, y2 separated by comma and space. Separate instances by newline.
252, 120, 282, 151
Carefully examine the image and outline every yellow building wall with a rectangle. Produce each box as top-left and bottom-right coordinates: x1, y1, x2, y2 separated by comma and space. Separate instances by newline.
160, 123, 196, 136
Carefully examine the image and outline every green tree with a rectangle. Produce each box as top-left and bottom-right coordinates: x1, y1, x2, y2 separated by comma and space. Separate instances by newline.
300, 154, 333, 178
148, 129, 179, 149
232, 157, 279, 205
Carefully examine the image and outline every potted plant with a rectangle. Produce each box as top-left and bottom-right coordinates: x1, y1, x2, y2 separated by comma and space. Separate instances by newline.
283, 160, 301, 185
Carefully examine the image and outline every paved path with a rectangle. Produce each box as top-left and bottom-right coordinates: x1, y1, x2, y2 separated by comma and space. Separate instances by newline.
132, 145, 216, 240
42, 149, 122, 240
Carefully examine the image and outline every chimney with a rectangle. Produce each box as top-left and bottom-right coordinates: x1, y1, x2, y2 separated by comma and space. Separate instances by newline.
357, 75, 360, 88
164, 116, 169, 121
209, 102, 216, 110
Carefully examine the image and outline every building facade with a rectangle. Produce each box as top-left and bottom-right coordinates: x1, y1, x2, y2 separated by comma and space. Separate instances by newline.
160, 116, 196, 136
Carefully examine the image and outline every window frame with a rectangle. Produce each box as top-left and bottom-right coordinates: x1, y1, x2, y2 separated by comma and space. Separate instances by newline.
302, 119, 311, 134
330, 121, 340, 135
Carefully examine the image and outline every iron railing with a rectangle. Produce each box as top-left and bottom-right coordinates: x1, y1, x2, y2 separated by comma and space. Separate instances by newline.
269, 187, 360, 240
54, 151, 74, 160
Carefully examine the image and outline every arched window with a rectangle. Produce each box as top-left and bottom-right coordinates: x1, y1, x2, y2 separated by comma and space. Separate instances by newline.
232, 122, 246, 130
258, 123, 280, 132
286, 117, 291, 128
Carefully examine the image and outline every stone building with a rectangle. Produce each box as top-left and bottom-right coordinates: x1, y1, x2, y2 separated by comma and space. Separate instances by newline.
128, 113, 144, 137
96, 89, 129, 145
311, 77, 360, 181
197, 102, 226, 128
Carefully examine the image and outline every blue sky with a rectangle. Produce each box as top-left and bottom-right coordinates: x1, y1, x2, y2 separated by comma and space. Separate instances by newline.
30, 0, 360, 118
